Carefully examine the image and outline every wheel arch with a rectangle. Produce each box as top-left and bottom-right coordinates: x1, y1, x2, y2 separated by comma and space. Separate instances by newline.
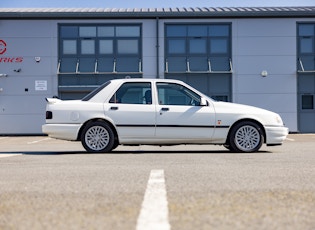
77, 118, 119, 144
225, 118, 266, 145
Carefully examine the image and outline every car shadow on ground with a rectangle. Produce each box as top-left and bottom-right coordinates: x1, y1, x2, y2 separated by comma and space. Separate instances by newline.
0, 150, 271, 155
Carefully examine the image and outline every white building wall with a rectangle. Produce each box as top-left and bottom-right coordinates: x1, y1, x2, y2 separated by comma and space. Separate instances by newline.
0, 20, 57, 134
232, 18, 299, 131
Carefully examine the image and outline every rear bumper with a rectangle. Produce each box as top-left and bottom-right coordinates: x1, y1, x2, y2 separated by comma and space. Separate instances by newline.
42, 124, 81, 141
265, 126, 289, 145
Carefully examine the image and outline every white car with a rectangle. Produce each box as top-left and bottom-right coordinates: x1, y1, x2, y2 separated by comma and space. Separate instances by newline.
42, 78, 288, 153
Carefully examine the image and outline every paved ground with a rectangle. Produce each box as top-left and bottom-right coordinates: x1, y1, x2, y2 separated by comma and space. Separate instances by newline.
0, 134, 315, 230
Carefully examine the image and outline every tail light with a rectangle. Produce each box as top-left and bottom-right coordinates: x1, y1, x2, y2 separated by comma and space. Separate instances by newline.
46, 111, 53, 119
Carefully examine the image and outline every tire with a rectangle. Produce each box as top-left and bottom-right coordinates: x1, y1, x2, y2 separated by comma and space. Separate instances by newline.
229, 121, 264, 153
81, 121, 115, 153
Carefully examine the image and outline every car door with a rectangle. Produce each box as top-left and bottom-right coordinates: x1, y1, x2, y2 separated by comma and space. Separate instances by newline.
155, 82, 215, 141
104, 82, 156, 140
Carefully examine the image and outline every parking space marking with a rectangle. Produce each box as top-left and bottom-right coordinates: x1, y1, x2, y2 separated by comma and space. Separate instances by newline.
286, 137, 295, 141
0, 137, 9, 140
0, 154, 22, 158
27, 137, 51, 144
136, 169, 171, 230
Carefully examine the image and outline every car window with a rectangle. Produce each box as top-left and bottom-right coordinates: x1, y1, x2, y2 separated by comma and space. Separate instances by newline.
156, 82, 201, 106
109, 82, 152, 104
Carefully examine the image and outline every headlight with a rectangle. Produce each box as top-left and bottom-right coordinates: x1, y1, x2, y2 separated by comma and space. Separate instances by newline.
275, 115, 283, 125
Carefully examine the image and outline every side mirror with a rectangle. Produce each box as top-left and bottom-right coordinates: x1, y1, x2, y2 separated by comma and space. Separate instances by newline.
200, 97, 208, 106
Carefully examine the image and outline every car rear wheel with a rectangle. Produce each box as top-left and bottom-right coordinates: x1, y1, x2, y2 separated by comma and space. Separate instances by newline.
81, 121, 115, 153
229, 121, 263, 153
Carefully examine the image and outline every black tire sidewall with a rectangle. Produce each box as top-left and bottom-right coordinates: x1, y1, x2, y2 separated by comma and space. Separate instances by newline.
81, 121, 115, 153
229, 121, 263, 153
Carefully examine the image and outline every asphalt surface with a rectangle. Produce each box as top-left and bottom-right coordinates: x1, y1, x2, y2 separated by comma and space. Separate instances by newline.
0, 134, 315, 230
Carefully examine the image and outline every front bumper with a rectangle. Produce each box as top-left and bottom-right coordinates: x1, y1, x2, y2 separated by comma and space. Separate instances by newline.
42, 124, 81, 141
265, 125, 289, 145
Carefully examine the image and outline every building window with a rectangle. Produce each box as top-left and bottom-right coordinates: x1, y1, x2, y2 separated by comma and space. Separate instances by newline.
63, 40, 77, 54
297, 23, 315, 72
58, 24, 142, 74
165, 24, 232, 73
58, 24, 142, 100
81, 40, 95, 55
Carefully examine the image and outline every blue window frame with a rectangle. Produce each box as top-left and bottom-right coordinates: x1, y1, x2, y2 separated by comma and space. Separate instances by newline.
59, 24, 142, 74
298, 23, 315, 72
165, 23, 232, 73
58, 24, 142, 100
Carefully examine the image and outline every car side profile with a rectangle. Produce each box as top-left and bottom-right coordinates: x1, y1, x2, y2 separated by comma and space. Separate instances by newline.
42, 78, 288, 153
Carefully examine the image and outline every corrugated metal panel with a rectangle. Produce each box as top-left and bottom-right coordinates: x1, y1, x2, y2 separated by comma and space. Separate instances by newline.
0, 7, 314, 18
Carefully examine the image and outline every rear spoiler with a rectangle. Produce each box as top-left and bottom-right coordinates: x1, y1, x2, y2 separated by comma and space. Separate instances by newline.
45, 97, 61, 104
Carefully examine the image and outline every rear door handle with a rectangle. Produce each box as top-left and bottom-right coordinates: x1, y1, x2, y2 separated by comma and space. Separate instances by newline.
161, 107, 169, 111
110, 106, 118, 110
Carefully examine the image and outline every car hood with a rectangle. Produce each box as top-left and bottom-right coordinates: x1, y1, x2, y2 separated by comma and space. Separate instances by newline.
211, 101, 284, 126
212, 101, 274, 114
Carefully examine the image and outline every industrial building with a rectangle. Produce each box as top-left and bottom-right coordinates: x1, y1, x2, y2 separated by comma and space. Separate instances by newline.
0, 6, 315, 134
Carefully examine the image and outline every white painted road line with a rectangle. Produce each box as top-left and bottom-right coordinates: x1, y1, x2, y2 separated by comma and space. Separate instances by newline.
285, 137, 295, 142
136, 169, 171, 230
27, 137, 51, 144
0, 154, 22, 158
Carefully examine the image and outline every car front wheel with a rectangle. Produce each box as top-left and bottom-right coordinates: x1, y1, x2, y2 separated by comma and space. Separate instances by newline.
81, 121, 115, 153
229, 121, 264, 153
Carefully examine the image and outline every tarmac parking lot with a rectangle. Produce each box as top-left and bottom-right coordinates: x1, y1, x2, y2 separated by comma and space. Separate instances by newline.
0, 134, 315, 230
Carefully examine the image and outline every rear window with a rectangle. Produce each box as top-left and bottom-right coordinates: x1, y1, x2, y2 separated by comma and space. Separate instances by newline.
81, 81, 111, 101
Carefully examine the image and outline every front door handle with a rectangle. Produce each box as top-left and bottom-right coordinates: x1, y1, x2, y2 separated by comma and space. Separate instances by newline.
110, 106, 118, 110
161, 107, 169, 111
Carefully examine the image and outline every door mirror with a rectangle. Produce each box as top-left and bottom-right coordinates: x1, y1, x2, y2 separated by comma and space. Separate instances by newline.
200, 97, 208, 106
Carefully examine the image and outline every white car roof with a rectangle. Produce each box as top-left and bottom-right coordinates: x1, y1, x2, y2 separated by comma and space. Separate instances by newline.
110, 78, 184, 84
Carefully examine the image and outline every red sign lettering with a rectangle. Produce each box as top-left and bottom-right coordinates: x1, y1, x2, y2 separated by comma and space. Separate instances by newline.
0, 57, 24, 63
0, 39, 24, 63
0, 40, 7, 55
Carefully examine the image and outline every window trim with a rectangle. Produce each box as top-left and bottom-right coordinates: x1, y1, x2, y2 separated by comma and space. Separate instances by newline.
58, 23, 142, 75
164, 23, 232, 74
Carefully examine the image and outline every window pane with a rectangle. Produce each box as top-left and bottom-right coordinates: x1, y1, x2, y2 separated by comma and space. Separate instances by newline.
210, 38, 228, 54
189, 57, 208, 71
116, 26, 140, 37
60, 58, 77, 72
81, 40, 95, 54
116, 57, 140, 72
79, 57, 95, 72
299, 24, 314, 36
157, 83, 201, 106
302, 95, 314, 109
298, 56, 315, 71
300, 37, 313, 54
166, 25, 186, 37
60, 26, 78, 38
117, 40, 138, 54
79, 27, 96, 37
209, 25, 229, 36
189, 39, 206, 54
99, 40, 113, 54
168, 39, 186, 54
166, 57, 186, 72
63, 40, 77, 54
98, 26, 114, 37
110, 82, 151, 104
188, 25, 207, 37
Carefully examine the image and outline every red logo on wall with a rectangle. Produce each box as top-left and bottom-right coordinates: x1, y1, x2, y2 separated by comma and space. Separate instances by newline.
0, 39, 23, 63
0, 40, 7, 55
